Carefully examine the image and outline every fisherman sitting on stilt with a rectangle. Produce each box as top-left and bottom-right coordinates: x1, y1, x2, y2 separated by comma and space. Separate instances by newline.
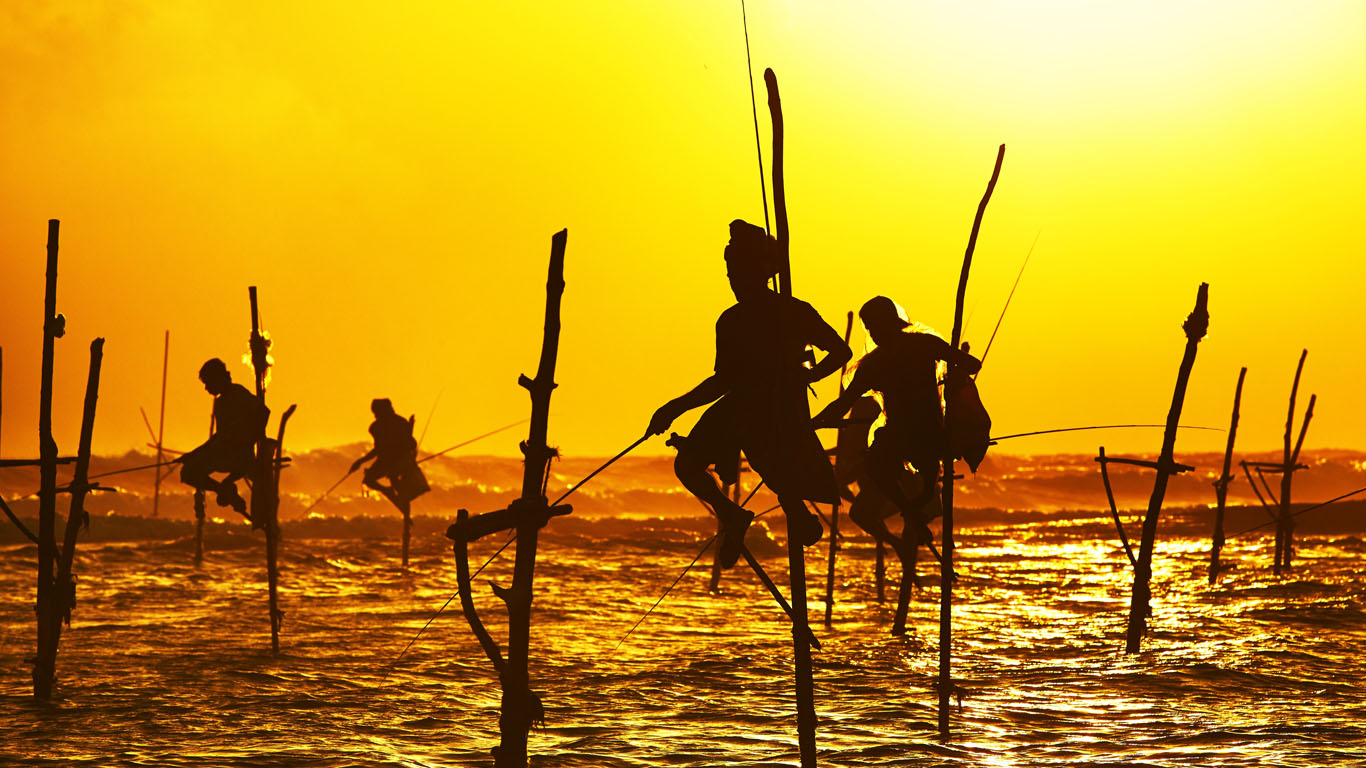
812, 297, 981, 558
350, 398, 430, 513
180, 358, 268, 514
648, 220, 851, 568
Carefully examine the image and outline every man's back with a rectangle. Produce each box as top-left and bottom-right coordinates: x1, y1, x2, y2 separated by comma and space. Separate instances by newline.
858, 331, 951, 427
370, 413, 416, 459
214, 383, 267, 448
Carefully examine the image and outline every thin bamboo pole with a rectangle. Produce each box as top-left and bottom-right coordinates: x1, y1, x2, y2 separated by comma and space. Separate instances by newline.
823, 311, 854, 627
937, 145, 1005, 737
153, 331, 168, 517
194, 413, 212, 565
1281, 390, 1315, 570
1209, 367, 1246, 584
34, 220, 61, 700
1124, 283, 1208, 654
1274, 351, 1306, 573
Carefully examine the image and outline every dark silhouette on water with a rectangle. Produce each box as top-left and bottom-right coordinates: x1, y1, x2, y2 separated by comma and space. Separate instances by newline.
178, 357, 266, 515
351, 397, 430, 567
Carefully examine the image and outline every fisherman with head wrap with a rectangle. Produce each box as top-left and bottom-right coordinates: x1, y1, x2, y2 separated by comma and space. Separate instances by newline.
647, 220, 852, 567
179, 357, 269, 513
812, 296, 981, 557
351, 398, 430, 512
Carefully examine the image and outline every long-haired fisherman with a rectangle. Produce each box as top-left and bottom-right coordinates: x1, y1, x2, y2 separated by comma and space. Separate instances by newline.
813, 297, 981, 551
648, 220, 852, 568
179, 358, 268, 514
350, 398, 430, 513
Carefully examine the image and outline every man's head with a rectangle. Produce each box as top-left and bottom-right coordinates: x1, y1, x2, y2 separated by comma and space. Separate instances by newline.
198, 358, 231, 395
859, 296, 910, 345
724, 219, 779, 299
370, 398, 395, 418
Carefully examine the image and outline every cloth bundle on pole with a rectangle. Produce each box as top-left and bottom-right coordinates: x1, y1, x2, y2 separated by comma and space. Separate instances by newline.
445, 229, 571, 766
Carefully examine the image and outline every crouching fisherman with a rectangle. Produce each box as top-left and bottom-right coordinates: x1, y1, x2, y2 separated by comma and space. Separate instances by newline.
812, 296, 981, 558
180, 358, 268, 514
350, 398, 430, 514
647, 220, 851, 568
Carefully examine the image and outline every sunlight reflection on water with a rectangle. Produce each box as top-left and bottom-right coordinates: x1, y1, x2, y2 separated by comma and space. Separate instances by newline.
2, 513, 1365, 766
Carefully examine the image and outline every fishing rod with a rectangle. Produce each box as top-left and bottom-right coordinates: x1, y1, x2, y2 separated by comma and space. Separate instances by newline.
741, 0, 770, 235
417, 418, 529, 465
550, 433, 650, 506
382, 531, 516, 679
990, 424, 1222, 442
613, 534, 719, 652
1228, 486, 1366, 540
977, 230, 1040, 372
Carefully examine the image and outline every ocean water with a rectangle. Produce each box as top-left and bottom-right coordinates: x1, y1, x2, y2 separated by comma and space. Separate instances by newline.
2, 508, 1365, 767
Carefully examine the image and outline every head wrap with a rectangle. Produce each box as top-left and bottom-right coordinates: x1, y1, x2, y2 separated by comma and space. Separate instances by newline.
724, 219, 780, 281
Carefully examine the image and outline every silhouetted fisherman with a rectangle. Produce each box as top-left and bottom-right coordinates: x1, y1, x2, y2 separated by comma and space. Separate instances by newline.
350, 398, 429, 512
813, 297, 980, 554
180, 358, 268, 513
648, 220, 851, 567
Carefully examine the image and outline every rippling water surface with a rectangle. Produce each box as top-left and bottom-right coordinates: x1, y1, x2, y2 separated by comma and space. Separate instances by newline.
3, 510, 1365, 767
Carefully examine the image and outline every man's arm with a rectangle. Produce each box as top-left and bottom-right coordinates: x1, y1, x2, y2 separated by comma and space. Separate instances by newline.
804, 310, 853, 384
647, 375, 728, 437
811, 366, 873, 429
350, 447, 377, 473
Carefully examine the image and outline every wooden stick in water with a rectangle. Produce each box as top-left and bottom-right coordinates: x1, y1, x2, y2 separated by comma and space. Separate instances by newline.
34, 220, 62, 701
1209, 368, 1246, 584
1124, 284, 1208, 654
936, 144, 1005, 737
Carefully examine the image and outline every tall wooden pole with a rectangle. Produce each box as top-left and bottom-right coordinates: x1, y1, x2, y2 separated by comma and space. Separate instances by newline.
1275, 350, 1311, 573
1209, 367, 1246, 584
496, 229, 568, 766
1125, 283, 1209, 653
248, 287, 284, 653
763, 68, 819, 767
937, 145, 1005, 737
34, 220, 62, 700
35, 340, 104, 698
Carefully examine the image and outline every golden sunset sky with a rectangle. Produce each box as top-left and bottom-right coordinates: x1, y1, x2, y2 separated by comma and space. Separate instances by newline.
1, 1, 1363, 461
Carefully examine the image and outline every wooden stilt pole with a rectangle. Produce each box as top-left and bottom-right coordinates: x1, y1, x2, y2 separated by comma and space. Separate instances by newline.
1209, 367, 1246, 584
1274, 351, 1306, 573
875, 542, 886, 602
34, 220, 62, 701
35, 340, 104, 698
1124, 284, 1209, 654
153, 331, 169, 517
247, 286, 290, 654
937, 145, 1005, 737
763, 68, 819, 767
1281, 390, 1315, 571
499, 229, 568, 766
193, 413, 211, 565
